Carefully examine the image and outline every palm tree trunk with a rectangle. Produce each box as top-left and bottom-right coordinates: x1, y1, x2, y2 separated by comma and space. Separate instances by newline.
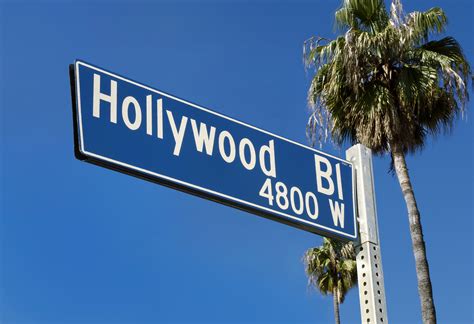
392, 147, 437, 323
333, 288, 340, 324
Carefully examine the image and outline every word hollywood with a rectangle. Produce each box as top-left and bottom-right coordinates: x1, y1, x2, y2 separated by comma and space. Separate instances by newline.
72, 61, 356, 240
93, 73, 277, 178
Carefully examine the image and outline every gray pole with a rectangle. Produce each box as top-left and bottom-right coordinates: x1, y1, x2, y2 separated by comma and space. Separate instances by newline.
346, 144, 388, 323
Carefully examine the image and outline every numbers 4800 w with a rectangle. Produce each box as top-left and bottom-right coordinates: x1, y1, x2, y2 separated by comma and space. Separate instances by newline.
259, 178, 319, 219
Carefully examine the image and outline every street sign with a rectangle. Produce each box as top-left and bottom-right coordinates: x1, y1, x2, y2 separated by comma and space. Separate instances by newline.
70, 60, 356, 240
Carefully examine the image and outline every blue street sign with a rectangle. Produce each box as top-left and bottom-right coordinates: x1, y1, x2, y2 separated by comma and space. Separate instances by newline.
70, 60, 357, 240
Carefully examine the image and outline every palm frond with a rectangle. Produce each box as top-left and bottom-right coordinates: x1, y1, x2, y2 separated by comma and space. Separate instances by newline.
335, 0, 389, 33
404, 7, 447, 44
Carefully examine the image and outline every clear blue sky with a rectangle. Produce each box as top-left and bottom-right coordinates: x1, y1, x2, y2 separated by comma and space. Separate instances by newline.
1, 1, 472, 323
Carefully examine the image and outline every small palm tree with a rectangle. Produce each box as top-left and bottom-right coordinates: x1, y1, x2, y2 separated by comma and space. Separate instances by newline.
303, 0, 471, 322
304, 238, 357, 324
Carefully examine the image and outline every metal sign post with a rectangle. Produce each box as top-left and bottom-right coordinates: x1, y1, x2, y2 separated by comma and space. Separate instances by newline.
346, 144, 388, 323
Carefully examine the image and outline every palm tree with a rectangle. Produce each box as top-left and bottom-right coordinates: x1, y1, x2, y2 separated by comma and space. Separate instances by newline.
303, 0, 471, 322
303, 238, 357, 324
